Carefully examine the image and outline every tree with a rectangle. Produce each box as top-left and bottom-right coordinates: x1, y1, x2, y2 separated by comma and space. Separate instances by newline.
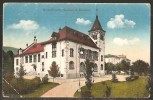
83, 59, 94, 90
48, 61, 59, 82
116, 60, 130, 74
3, 50, 14, 78
17, 64, 26, 80
132, 60, 149, 76
105, 62, 115, 74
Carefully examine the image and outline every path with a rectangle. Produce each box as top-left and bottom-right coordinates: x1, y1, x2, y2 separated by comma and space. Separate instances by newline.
41, 75, 128, 97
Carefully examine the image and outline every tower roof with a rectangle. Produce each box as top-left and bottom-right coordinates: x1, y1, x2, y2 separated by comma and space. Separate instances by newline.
89, 15, 105, 32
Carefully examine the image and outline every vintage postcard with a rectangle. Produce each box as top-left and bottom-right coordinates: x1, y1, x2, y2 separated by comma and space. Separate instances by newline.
2, 3, 151, 98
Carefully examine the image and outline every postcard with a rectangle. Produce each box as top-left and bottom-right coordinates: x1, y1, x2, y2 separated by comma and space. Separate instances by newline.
2, 3, 151, 98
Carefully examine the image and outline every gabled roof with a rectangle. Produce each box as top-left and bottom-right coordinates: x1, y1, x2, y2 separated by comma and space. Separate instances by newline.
58, 26, 99, 49
89, 15, 105, 32
16, 26, 99, 56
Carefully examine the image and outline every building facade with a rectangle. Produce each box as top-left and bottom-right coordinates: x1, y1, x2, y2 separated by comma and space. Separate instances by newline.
105, 54, 131, 65
14, 15, 106, 79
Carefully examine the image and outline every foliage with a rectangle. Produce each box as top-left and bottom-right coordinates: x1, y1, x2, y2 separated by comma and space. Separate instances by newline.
126, 75, 139, 81
132, 60, 149, 76
42, 74, 49, 84
105, 62, 115, 74
3, 50, 14, 74
74, 77, 149, 98
111, 73, 118, 82
3, 77, 41, 94
17, 64, 26, 80
48, 61, 59, 82
84, 59, 95, 90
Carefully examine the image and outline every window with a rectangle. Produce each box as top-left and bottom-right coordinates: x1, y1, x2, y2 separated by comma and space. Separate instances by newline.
52, 51, 56, 58
16, 67, 19, 72
16, 59, 19, 65
69, 61, 74, 70
25, 56, 28, 63
80, 62, 85, 72
94, 64, 98, 72
46, 52, 48, 58
42, 62, 44, 71
38, 54, 40, 62
62, 49, 64, 57
52, 43, 57, 58
29, 55, 32, 63
70, 48, 74, 57
42, 55, 44, 58
101, 55, 103, 61
101, 64, 103, 70
33, 55, 36, 62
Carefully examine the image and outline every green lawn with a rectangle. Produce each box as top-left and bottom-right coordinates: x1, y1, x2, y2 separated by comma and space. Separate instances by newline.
23, 82, 59, 97
74, 76, 149, 98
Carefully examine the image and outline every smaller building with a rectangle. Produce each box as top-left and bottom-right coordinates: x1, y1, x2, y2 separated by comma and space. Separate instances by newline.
105, 54, 131, 65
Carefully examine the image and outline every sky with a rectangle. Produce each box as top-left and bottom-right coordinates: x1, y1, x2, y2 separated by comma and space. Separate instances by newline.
3, 3, 150, 64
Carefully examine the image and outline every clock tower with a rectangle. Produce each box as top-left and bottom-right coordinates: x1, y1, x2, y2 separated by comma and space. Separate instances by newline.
88, 15, 106, 75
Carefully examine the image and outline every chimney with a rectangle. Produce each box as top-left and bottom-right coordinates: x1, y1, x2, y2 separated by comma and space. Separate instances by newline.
34, 36, 37, 43
26, 43, 28, 47
18, 48, 22, 54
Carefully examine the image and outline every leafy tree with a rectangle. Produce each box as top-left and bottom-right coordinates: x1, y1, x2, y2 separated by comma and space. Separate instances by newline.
17, 64, 26, 80
105, 62, 115, 74
116, 60, 130, 74
83, 59, 94, 90
132, 60, 149, 76
48, 61, 59, 82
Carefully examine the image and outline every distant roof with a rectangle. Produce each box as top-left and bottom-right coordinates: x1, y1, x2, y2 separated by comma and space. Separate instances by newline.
105, 54, 119, 58
89, 15, 105, 32
16, 26, 99, 56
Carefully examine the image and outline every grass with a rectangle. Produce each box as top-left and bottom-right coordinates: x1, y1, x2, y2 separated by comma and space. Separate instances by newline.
74, 76, 149, 98
4, 82, 59, 98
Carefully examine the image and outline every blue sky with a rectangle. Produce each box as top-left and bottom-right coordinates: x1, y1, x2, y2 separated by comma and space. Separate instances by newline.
3, 3, 150, 63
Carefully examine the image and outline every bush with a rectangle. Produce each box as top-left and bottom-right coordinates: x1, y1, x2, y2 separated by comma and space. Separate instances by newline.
42, 74, 49, 84
31, 77, 41, 88
4, 77, 42, 94
126, 75, 139, 81
111, 74, 118, 82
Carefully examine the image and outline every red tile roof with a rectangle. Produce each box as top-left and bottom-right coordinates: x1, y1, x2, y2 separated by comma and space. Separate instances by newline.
18, 26, 99, 56
58, 26, 99, 49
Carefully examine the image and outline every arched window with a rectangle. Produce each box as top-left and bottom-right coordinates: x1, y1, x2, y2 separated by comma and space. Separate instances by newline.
94, 64, 98, 72
80, 62, 85, 72
101, 64, 103, 70
69, 61, 74, 70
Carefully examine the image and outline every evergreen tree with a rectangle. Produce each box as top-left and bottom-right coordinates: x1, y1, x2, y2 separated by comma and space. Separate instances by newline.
48, 61, 59, 82
17, 64, 26, 80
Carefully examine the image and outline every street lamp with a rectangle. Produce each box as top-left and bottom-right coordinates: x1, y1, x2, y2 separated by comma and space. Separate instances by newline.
78, 45, 83, 92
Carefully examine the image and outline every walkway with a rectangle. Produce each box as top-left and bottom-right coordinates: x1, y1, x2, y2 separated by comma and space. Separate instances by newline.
41, 75, 128, 97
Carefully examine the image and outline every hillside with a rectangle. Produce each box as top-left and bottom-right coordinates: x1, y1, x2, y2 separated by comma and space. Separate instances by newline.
3, 46, 18, 55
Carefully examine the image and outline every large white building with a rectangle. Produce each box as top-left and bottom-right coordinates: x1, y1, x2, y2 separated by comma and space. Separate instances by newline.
105, 54, 131, 65
14, 15, 106, 79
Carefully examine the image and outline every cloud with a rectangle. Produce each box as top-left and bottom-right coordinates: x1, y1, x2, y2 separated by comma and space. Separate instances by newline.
76, 18, 91, 25
107, 14, 136, 29
8, 20, 39, 30
113, 37, 140, 46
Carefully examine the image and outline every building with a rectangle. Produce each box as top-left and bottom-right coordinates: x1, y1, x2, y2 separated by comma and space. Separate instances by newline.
14, 15, 106, 79
105, 54, 131, 65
